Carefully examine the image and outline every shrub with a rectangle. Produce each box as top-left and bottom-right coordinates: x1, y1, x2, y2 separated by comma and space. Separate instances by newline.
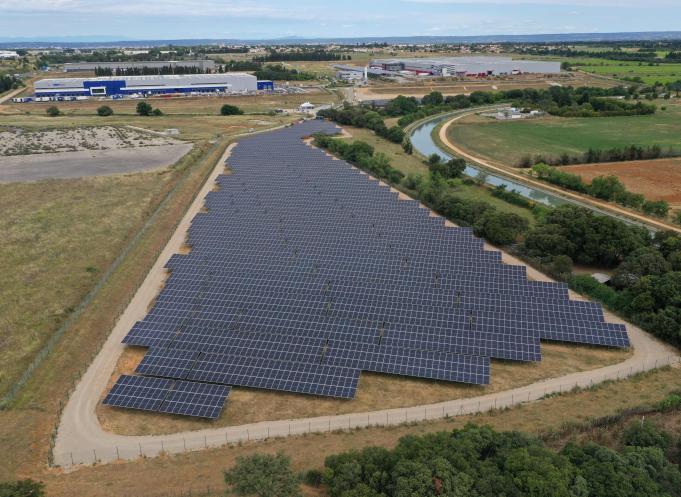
45, 105, 60, 117
302, 469, 323, 487
224, 453, 301, 497
0, 479, 45, 497
622, 420, 672, 450
136, 101, 153, 116
220, 103, 244, 116
96, 105, 113, 116
152, 108, 163, 116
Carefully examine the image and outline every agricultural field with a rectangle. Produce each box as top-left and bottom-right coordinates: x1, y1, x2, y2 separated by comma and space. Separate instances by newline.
446, 103, 681, 167
562, 157, 681, 208
567, 57, 681, 84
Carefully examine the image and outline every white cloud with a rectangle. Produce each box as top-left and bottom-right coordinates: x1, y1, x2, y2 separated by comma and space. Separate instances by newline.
405, 0, 679, 6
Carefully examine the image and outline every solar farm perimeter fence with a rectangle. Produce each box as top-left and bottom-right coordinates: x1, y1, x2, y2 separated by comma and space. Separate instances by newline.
53, 353, 679, 468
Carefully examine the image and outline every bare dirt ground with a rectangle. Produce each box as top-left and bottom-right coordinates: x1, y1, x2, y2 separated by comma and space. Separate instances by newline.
0, 143, 194, 182
562, 158, 681, 208
0, 126, 180, 155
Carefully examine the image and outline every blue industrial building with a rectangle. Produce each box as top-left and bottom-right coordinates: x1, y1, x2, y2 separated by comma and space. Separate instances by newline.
34, 73, 273, 98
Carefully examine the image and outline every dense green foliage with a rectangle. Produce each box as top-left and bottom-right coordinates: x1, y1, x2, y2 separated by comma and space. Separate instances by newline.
0, 479, 44, 497
524, 207, 681, 346
220, 103, 244, 116
96, 105, 113, 117
94, 65, 207, 76
317, 106, 406, 144
254, 49, 350, 62
323, 424, 681, 497
519, 144, 681, 167
136, 101, 153, 116
0, 74, 23, 93
45, 106, 60, 117
313, 134, 405, 185
224, 453, 301, 497
254, 64, 315, 81
531, 164, 669, 217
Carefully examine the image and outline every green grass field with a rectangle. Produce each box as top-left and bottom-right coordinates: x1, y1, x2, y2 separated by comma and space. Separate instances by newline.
448, 104, 681, 166
566, 57, 681, 84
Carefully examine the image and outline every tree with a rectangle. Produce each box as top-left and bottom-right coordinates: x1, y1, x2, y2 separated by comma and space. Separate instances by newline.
0, 479, 45, 497
45, 105, 60, 117
642, 199, 670, 218
612, 247, 671, 288
547, 255, 573, 281
221, 103, 244, 116
136, 101, 153, 116
224, 453, 301, 497
421, 90, 444, 106
622, 420, 672, 450
96, 105, 113, 116
589, 175, 626, 201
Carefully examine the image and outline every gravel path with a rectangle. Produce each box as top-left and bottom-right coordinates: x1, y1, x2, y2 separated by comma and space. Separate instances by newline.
52, 132, 679, 470
0, 144, 193, 182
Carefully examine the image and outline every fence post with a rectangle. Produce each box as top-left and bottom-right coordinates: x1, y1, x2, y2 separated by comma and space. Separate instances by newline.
70, 452, 74, 466
184, 438, 187, 451
139, 442, 142, 456
93, 449, 97, 464
116, 446, 120, 460
204, 435, 207, 448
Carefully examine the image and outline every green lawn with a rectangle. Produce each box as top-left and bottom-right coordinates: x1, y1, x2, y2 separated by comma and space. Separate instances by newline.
565, 57, 681, 84
448, 104, 681, 166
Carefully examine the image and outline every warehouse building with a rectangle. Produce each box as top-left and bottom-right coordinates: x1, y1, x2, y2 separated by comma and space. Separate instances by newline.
34, 73, 261, 97
370, 56, 560, 77
63, 60, 216, 72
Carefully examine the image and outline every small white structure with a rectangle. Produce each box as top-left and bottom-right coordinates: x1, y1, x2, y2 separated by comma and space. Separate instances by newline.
0, 50, 19, 59
299, 102, 315, 113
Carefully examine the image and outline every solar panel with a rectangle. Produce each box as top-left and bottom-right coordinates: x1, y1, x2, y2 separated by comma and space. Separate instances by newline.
159, 380, 231, 419
104, 120, 630, 419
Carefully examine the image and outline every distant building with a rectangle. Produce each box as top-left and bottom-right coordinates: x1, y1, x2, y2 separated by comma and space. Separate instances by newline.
63, 60, 216, 73
0, 50, 19, 59
370, 56, 561, 77
34, 73, 258, 98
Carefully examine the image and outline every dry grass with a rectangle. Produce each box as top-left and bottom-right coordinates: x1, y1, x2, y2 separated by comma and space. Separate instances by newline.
34, 365, 681, 497
96, 342, 630, 436
0, 172, 174, 397
0, 136, 229, 482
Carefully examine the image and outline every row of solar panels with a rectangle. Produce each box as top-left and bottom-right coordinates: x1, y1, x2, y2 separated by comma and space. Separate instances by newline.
106, 120, 629, 420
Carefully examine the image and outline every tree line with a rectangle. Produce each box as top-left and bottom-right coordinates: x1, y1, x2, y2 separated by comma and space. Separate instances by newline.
218, 410, 681, 497
254, 49, 351, 62
518, 144, 681, 167
94, 65, 210, 76
531, 163, 670, 218
317, 106, 406, 144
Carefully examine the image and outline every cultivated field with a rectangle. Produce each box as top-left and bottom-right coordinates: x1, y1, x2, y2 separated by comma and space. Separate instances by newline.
563, 157, 681, 208
446, 103, 681, 167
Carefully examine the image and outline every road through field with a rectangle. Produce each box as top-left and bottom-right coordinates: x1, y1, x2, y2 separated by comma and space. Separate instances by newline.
52, 125, 680, 470
438, 113, 681, 234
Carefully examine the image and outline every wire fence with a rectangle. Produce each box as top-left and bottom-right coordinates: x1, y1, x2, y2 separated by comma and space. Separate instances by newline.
52, 354, 679, 468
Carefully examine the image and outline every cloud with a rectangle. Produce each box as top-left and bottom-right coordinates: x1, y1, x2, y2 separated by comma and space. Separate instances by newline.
404, 0, 679, 6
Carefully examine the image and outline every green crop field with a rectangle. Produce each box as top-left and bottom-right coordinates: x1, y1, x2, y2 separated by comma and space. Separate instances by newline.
566, 57, 681, 84
448, 104, 681, 166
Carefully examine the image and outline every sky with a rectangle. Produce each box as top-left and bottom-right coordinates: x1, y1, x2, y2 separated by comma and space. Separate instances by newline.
0, 0, 680, 41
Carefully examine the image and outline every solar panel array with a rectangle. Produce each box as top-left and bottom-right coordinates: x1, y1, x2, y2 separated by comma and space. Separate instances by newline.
106, 120, 630, 419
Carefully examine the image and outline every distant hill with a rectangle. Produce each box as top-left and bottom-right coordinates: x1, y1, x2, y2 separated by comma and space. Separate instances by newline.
2, 31, 681, 49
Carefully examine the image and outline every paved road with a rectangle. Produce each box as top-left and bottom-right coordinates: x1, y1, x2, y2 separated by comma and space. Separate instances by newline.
0, 144, 193, 183
438, 114, 681, 234
52, 133, 679, 469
